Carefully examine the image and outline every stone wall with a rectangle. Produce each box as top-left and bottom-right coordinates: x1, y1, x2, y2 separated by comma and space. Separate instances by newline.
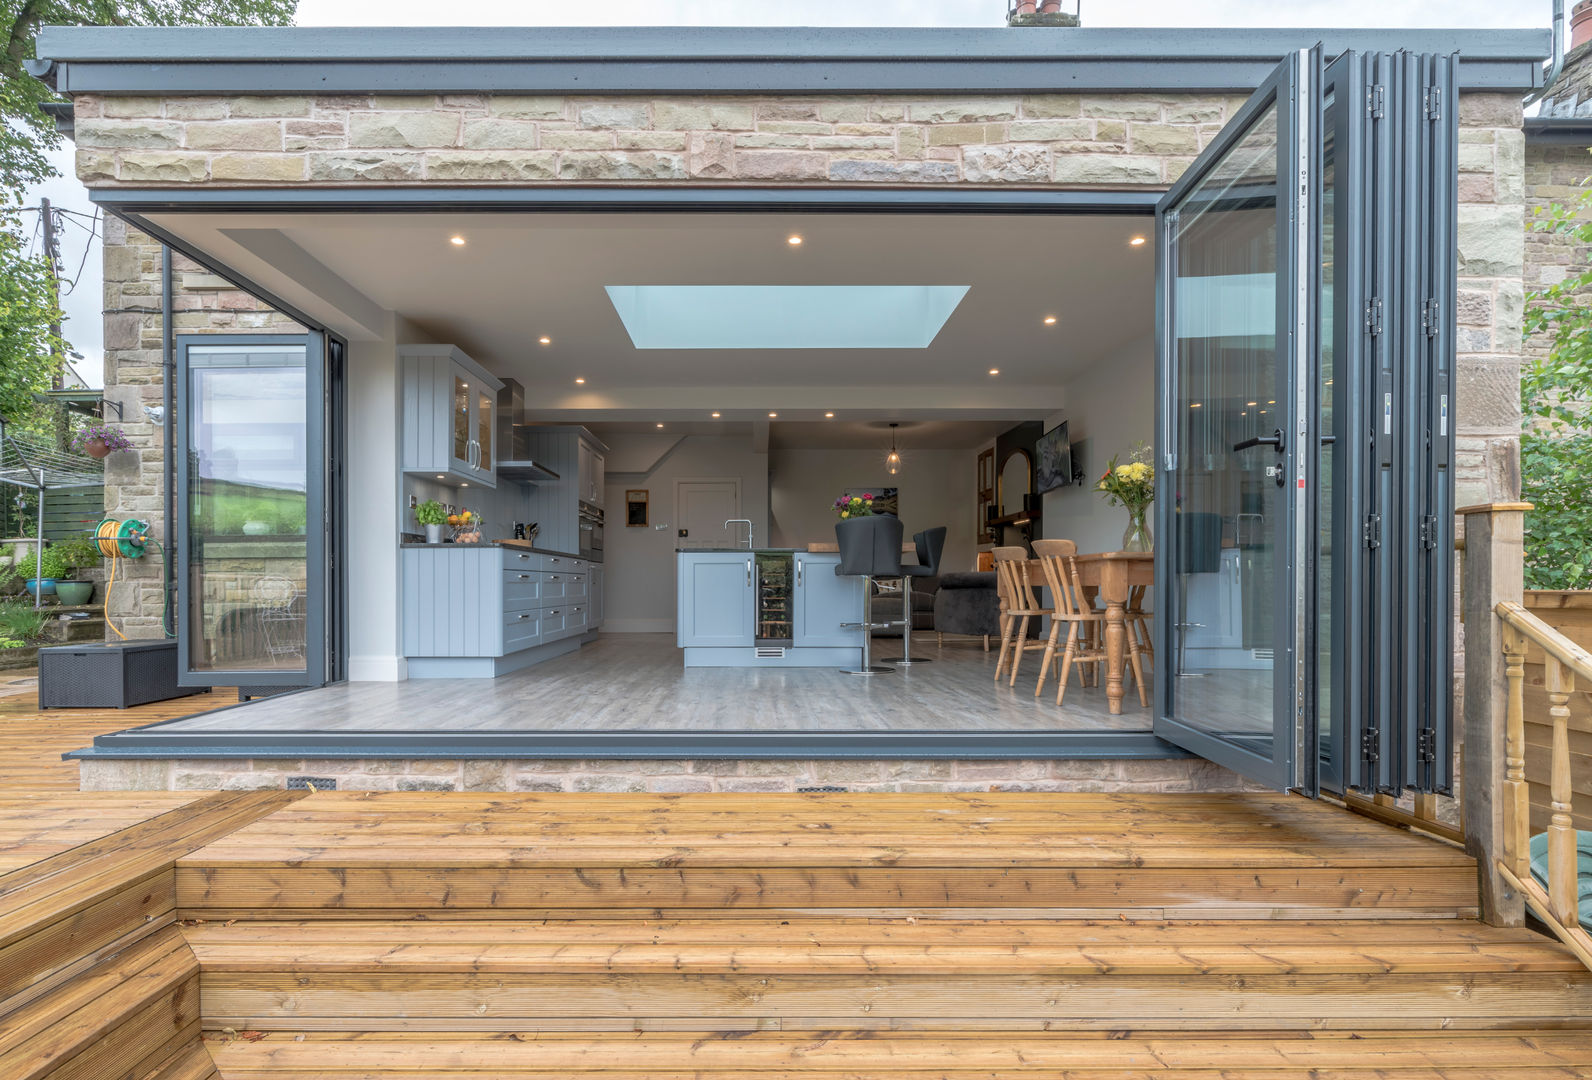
70, 92, 1244, 188
78, 754, 1261, 794
100, 217, 303, 638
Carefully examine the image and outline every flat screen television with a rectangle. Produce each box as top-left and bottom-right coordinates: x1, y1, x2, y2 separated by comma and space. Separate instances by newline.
1034, 422, 1072, 495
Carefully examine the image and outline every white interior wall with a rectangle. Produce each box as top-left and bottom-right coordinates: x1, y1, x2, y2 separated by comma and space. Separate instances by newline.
1041, 333, 1156, 556
602, 433, 770, 633
344, 314, 406, 682
768, 447, 980, 574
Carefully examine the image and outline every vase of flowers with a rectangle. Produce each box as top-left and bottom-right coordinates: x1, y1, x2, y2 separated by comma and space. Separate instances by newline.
1096, 443, 1155, 553
832, 492, 878, 519
70, 422, 134, 460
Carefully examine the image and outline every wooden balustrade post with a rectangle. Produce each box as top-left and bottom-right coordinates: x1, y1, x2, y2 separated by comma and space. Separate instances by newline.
1458, 503, 1532, 926
1545, 659, 1578, 927
1502, 624, 1531, 883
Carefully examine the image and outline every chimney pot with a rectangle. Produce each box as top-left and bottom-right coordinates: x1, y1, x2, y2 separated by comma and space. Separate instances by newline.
1574, 0, 1592, 52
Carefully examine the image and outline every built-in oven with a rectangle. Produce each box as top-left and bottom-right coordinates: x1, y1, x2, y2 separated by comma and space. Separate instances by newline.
579, 501, 604, 562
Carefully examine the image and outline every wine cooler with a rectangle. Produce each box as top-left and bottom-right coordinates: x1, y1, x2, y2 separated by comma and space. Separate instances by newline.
754, 552, 794, 646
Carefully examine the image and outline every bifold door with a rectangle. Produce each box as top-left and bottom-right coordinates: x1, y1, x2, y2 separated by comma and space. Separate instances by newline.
176, 333, 331, 688
1154, 49, 1457, 797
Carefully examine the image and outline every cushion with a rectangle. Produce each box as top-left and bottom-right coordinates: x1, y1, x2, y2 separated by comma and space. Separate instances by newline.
1529, 830, 1592, 931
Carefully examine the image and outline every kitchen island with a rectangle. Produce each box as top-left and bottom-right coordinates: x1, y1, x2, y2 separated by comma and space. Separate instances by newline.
677, 549, 866, 668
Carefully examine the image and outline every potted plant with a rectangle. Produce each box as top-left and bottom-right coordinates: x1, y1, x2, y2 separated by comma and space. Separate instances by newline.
1095, 442, 1156, 552
69, 421, 134, 460
24, 546, 70, 600
415, 499, 448, 543
51, 535, 102, 606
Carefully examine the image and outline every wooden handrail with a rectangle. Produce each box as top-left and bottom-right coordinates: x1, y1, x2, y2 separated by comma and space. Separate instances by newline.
1496, 599, 1592, 970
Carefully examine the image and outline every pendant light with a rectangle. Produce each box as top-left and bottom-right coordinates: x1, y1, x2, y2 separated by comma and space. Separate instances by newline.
885, 423, 902, 476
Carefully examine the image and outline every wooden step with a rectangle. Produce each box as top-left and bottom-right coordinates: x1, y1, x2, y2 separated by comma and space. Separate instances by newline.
174, 792, 1480, 919
187, 917, 1592, 1033
204, 1030, 1592, 1077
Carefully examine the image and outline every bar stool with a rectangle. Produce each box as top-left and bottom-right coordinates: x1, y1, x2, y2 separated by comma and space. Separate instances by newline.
993, 546, 1051, 687
887, 526, 946, 666
834, 514, 904, 676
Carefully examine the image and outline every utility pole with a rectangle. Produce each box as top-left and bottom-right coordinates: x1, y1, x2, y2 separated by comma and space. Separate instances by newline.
39, 197, 64, 391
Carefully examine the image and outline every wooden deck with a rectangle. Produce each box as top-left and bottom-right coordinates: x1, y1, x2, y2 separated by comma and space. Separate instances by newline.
3, 791, 1591, 1078
0, 668, 229, 792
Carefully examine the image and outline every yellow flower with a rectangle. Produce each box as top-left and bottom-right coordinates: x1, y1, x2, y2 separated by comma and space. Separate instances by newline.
1130, 462, 1151, 480
1115, 464, 1132, 477
840, 510, 850, 518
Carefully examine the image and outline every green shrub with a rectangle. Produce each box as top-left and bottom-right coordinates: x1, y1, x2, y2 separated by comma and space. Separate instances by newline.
1523, 170, 1592, 590
53, 534, 102, 572
0, 602, 48, 643
31, 546, 70, 581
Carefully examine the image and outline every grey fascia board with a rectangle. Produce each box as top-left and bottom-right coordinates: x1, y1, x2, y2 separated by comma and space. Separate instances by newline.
66, 728, 1191, 761
1524, 116, 1592, 143
34, 25, 1549, 95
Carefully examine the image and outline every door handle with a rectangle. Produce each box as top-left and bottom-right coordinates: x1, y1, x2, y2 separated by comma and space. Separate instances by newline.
746, 558, 753, 586
1232, 429, 1285, 452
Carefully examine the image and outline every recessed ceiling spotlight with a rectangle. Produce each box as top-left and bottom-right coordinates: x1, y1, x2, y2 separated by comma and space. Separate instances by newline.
768, 411, 778, 418
1190, 402, 1203, 409
1267, 399, 1276, 404
1129, 236, 1147, 247
436, 475, 444, 480
988, 368, 1000, 376
449, 235, 466, 246
1043, 315, 1057, 325
825, 412, 835, 418
461, 481, 470, 486
656, 423, 665, 428
1247, 401, 1258, 407
538, 336, 551, 346
574, 377, 585, 385
787, 234, 803, 246
711, 412, 721, 418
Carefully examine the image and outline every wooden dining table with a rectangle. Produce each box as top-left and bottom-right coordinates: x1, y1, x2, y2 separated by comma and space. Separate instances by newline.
1026, 550, 1154, 716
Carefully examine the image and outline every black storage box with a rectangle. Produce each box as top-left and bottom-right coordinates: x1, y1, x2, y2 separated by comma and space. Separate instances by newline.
38, 639, 209, 709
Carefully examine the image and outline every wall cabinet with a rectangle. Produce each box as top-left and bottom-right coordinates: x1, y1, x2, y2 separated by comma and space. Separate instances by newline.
400, 345, 502, 489
577, 437, 606, 507
677, 552, 754, 648
792, 553, 864, 648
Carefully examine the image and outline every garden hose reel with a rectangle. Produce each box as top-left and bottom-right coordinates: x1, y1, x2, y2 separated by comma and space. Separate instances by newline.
94, 518, 151, 639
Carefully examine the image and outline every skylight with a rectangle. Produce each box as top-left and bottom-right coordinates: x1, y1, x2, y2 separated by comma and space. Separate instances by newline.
604, 285, 970, 350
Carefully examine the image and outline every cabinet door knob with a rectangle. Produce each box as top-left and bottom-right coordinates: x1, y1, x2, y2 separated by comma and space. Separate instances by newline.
517, 574, 529, 580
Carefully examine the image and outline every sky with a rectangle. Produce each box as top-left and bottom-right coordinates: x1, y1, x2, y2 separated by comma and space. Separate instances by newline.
26, 0, 1551, 387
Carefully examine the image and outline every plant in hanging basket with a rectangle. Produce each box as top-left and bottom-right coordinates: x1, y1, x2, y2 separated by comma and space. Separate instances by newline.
70, 422, 134, 459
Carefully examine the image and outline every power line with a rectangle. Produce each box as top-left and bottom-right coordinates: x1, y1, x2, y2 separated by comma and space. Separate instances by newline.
61, 207, 98, 297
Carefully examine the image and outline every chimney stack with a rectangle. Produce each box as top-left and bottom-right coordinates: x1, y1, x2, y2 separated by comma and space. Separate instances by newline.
1573, 0, 1592, 52
1006, 0, 1079, 27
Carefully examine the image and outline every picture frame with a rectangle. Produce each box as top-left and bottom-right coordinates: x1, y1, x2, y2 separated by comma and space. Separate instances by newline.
625, 489, 649, 527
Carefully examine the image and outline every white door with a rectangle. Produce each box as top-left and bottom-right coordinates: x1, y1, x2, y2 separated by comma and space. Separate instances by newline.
677, 480, 741, 547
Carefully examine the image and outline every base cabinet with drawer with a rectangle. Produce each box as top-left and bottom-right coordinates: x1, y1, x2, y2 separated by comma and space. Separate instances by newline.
402, 546, 590, 678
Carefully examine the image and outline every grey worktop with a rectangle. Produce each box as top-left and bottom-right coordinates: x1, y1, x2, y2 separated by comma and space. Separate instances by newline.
675, 546, 820, 554
400, 540, 584, 560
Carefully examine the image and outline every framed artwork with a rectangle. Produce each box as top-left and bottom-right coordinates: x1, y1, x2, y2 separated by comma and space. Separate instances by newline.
625, 489, 649, 527
976, 447, 996, 544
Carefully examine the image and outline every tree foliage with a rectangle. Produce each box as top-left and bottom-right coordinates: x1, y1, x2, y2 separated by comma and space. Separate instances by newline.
1521, 167, 1592, 591
0, 1, 295, 426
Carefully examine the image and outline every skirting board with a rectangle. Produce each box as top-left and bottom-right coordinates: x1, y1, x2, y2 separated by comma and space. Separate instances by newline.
406, 637, 582, 678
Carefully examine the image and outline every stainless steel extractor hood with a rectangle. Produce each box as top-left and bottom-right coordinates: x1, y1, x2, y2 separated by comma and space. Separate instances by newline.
495, 379, 559, 483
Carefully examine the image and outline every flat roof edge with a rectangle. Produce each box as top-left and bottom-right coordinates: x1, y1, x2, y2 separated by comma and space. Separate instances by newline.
33, 25, 1549, 96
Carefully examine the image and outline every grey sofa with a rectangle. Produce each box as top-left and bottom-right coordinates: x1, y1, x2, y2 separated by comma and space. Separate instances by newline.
932, 571, 1001, 645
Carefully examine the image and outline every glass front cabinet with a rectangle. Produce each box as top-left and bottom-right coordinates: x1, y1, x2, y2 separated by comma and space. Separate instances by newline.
400, 345, 502, 488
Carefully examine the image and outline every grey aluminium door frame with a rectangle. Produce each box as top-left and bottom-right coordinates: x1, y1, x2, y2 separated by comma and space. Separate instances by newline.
174, 331, 330, 687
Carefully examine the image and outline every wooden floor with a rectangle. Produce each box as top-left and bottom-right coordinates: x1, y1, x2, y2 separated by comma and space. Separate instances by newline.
5, 790, 1591, 1078
149, 632, 1170, 735
0, 669, 230, 791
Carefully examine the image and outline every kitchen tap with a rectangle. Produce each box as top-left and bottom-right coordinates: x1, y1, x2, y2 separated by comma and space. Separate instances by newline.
724, 519, 754, 550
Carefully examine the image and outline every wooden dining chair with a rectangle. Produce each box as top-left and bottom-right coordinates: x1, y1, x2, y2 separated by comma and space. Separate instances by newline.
1032, 539, 1149, 707
1125, 584, 1154, 675
993, 546, 1051, 687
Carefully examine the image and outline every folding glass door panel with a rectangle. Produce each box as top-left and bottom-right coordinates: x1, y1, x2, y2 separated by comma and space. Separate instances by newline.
1153, 50, 1317, 793
176, 334, 328, 686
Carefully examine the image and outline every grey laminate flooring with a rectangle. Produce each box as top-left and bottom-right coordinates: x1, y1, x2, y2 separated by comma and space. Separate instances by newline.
157, 633, 1174, 734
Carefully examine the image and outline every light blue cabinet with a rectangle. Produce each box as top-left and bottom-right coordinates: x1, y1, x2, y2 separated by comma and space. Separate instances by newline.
677, 552, 754, 648
400, 345, 502, 489
793, 553, 864, 648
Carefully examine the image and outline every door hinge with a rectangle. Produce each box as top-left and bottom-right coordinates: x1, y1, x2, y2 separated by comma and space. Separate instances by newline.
1419, 514, 1439, 551
1367, 84, 1386, 119
1363, 513, 1382, 549
1421, 298, 1440, 338
1364, 298, 1383, 336
1361, 729, 1381, 764
1424, 86, 1442, 121
1417, 727, 1437, 764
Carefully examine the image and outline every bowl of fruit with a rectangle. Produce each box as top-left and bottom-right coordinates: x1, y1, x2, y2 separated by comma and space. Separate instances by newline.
450, 510, 483, 544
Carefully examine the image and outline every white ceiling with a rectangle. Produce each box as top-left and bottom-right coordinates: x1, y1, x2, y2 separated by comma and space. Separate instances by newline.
147, 209, 1154, 421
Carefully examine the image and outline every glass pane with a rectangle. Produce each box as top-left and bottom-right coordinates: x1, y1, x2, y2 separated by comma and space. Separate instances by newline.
1168, 102, 1284, 755
186, 344, 309, 674
477, 391, 493, 471
452, 375, 470, 464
